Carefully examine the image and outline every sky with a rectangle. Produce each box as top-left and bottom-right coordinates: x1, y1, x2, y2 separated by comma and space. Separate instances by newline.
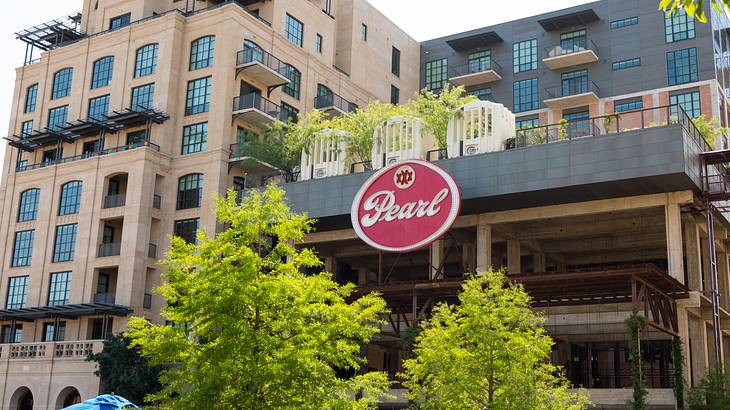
0, 0, 595, 178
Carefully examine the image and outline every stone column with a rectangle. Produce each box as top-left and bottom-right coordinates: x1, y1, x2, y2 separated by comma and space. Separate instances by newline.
684, 215, 703, 292
665, 202, 684, 284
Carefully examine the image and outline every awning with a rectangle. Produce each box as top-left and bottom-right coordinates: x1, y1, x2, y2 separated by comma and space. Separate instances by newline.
446, 31, 503, 52
0, 303, 133, 322
538, 9, 600, 32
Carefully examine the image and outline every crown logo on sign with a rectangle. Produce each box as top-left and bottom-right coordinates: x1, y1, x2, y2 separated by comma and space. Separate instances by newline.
394, 165, 415, 189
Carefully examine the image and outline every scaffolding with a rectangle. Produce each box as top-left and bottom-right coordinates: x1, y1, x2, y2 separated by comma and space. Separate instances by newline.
15, 13, 83, 65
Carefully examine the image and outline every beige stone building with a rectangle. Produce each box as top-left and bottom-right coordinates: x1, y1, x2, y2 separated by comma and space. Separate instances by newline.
0, 0, 419, 408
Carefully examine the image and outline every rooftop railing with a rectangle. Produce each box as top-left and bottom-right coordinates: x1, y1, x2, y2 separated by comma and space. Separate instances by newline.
449, 59, 503, 78
545, 38, 599, 59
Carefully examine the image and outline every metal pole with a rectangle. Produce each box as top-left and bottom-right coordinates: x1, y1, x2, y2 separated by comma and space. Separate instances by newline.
706, 204, 723, 369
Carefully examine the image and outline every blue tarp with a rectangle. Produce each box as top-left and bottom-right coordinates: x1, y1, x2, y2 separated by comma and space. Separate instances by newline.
62, 394, 139, 410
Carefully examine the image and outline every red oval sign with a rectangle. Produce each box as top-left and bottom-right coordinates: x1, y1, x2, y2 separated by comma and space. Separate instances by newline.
351, 160, 461, 253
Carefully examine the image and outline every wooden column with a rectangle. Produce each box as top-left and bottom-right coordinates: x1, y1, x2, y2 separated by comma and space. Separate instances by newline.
684, 215, 703, 292
476, 223, 492, 272
507, 239, 521, 275
665, 201, 685, 284
534, 253, 547, 273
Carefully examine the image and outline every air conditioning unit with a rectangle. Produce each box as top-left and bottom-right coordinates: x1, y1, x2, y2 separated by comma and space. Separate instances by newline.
371, 116, 436, 169
447, 100, 515, 158
300, 129, 349, 180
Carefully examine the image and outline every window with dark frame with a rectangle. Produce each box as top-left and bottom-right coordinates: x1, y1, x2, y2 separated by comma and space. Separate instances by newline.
24, 84, 38, 113
667, 47, 698, 86
513, 78, 539, 113
52, 224, 77, 263
281, 102, 299, 123
614, 99, 643, 113
612, 58, 641, 71
11, 230, 34, 267
52, 68, 73, 99
109, 13, 131, 30
42, 321, 66, 341
174, 218, 200, 244
392, 47, 401, 77
424, 58, 448, 91
185, 76, 212, 115
315, 33, 323, 53
88, 95, 110, 120
190, 36, 216, 71
513, 39, 537, 73
6, 276, 28, 309
17, 189, 40, 222
58, 181, 82, 216
131, 83, 155, 110
47, 271, 71, 307
284, 14, 304, 47
665, 8, 695, 43
610, 16, 638, 30
390, 85, 400, 104
472, 88, 492, 101
361, 23, 367, 41
282, 64, 301, 99
91, 56, 114, 89
48, 106, 69, 131
134, 44, 158, 78
21, 120, 33, 136
1, 324, 22, 343
177, 174, 203, 210
182, 122, 208, 154
670, 90, 701, 118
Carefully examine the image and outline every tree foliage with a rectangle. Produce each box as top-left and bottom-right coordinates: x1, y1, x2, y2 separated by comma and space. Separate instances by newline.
660, 0, 730, 23
87, 334, 163, 405
625, 313, 649, 410
688, 366, 730, 409
126, 185, 390, 409
401, 270, 591, 410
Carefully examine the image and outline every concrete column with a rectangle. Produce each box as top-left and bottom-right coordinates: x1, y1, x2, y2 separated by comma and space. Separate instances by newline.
718, 252, 730, 312
684, 215, 703, 292
430, 240, 443, 280
665, 202, 685, 284
462, 242, 475, 274
476, 223, 492, 272
507, 239, 521, 275
324, 256, 336, 275
357, 268, 368, 286
676, 305, 692, 388
701, 238, 711, 293
534, 253, 547, 273
690, 315, 709, 385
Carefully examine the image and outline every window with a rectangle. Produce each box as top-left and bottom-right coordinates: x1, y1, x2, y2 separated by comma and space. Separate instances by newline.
281, 102, 299, 123
181, 123, 207, 154
88, 95, 110, 120
667, 48, 698, 86
48, 272, 71, 307
24, 84, 38, 113
90, 318, 114, 340
52, 68, 73, 99
5, 275, 28, 309
21, 120, 33, 136
91, 56, 114, 89
513, 39, 537, 73
177, 174, 203, 210
361, 23, 368, 41
560, 30, 587, 51
48, 106, 68, 131
670, 90, 701, 118
473, 88, 492, 101
190, 36, 215, 71
561, 70, 588, 96
390, 85, 400, 104
131, 83, 155, 110
52, 224, 77, 263
42, 321, 66, 341
513, 78, 539, 113
563, 110, 590, 137
185, 77, 212, 115
610, 16, 638, 29
468, 50, 491, 73
174, 218, 200, 244
284, 14, 304, 47
392, 47, 401, 77
614, 99, 643, 113
134, 44, 158, 78
516, 117, 539, 129
315, 34, 323, 53
58, 181, 82, 216
126, 130, 146, 145
17, 189, 40, 222
11, 230, 34, 267
1, 325, 22, 343
282, 64, 301, 99
43, 150, 59, 164
82, 140, 98, 157
109, 13, 131, 30
612, 58, 641, 71
665, 9, 695, 43
425, 58, 448, 92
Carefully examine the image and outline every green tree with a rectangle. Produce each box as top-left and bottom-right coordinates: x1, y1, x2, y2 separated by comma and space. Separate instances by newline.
127, 185, 390, 409
688, 366, 730, 409
86, 334, 163, 405
405, 84, 476, 148
402, 270, 591, 410
660, 0, 730, 22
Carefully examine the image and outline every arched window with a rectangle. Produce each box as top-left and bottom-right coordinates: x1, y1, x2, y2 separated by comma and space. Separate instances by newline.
91, 56, 114, 89
317, 83, 333, 105
17, 188, 40, 222
190, 36, 215, 71
282, 64, 301, 100
177, 174, 203, 210
58, 181, 82, 216
243, 40, 263, 64
52, 68, 73, 99
10, 386, 33, 410
134, 44, 158, 78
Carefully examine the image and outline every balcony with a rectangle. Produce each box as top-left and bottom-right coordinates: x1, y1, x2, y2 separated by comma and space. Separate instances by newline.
229, 142, 282, 173
233, 93, 282, 128
543, 39, 599, 70
6, 341, 102, 360
543, 80, 600, 110
235, 48, 290, 88
103, 194, 126, 209
448, 60, 503, 87
314, 93, 358, 117
97, 242, 121, 258
93, 292, 115, 304
16, 141, 161, 173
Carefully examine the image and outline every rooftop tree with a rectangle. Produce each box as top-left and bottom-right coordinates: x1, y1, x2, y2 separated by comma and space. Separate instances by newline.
127, 185, 390, 409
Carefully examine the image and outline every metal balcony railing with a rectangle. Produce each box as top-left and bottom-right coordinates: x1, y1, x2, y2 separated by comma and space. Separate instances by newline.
232, 93, 282, 119
97, 242, 121, 257
545, 79, 600, 99
545, 38, 599, 58
449, 59, 502, 78
236, 47, 286, 74
93, 293, 115, 304
313, 93, 357, 113
16, 141, 160, 172
103, 194, 126, 209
